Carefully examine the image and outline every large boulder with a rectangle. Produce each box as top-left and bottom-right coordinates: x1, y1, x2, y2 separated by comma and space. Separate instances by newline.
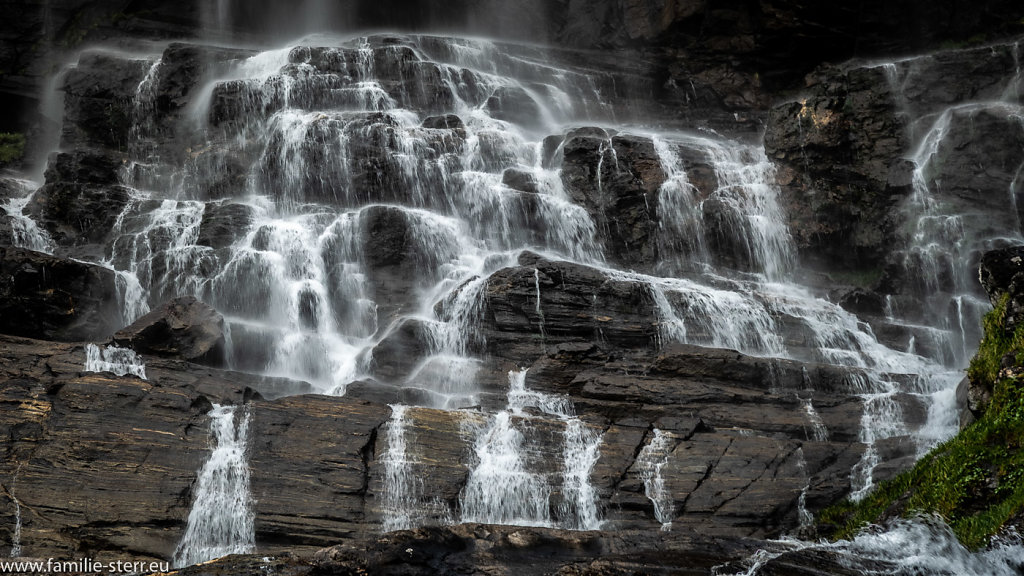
482, 252, 660, 363
560, 128, 665, 269
114, 296, 227, 366
0, 246, 119, 341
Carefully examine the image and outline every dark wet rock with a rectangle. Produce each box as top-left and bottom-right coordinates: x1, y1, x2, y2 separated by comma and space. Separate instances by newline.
421, 113, 466, 137
366, 317, 432, 383
524, 342, 868, 444
249, 396, 390, 550
884, 42, 1024, 122
485, 86, 543, 129
0, 334, 252, 563
359, 205, 450, 322
26, 150, 131, 255
0, 246, 119, 341
502, 167, 540, 194
196, 201, 254, 249
114, 296, 226, 366
834, 287, 887, 317
156, 43, 254, 119
751, 547, 896, 576
0, 333, 385, 561
482, 253, 660, 362
60, 52, 151, 149
309, 525, 759, 576
560, 129, 664, 269
764, 64, 911, 275
979, 245, 1024, 332
918, 106, 1024, 244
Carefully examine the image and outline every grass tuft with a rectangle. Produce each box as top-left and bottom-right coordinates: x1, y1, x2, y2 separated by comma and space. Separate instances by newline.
820, 294, 1024, 549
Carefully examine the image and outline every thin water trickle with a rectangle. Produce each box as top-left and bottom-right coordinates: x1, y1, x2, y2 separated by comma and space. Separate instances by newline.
8, 464, 23, 558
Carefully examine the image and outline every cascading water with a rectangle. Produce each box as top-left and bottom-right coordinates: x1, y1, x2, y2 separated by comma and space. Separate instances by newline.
635, 428, 675, 531
84, 344, 147, 379
173, 404, 255, 568
719, 516, 1024, 576
460, 369, 603, 530
380, 404, 423, 531
7, 464, 22, 558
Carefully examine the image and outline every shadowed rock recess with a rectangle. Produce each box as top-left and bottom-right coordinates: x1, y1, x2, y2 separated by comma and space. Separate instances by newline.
1, 2, 1024, 575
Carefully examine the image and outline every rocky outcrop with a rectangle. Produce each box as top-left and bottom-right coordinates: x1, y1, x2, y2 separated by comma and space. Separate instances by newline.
60, 51, 151, 150
979, 245, 1024, 332
113, 296, 227, 366
482, 253, 659, 360
560, 129, 664, 269
0, 334, 387, 561
25, 150, 131, 257
0, 246, 120, 341
0, 327, 898, 564
764, 64, 911, 273
196, 201, 254, 250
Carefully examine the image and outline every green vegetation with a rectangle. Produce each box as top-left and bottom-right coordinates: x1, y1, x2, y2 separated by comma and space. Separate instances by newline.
827, 266, 884, 290
0, 132, 25, 166
821, 294, 1024, 549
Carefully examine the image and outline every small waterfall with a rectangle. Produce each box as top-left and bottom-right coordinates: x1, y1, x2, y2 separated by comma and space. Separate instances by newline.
533, 267, 546, 344
636, 428, 674, 531
9, 495, 20, 558
460, 369, 602, 529
8, 464, 23, 557
2, 195, 54, 254
173, 405, 255, 568
559, 419, 603, 530
799, 396, 829, 442
84, 344, 147, 379
652, 135, 707, 271
721, 517, 1024, 576
460, 409, 553, 527
850, 392, 908, 501
380, 404, 422, 532
794, 447, 813, 533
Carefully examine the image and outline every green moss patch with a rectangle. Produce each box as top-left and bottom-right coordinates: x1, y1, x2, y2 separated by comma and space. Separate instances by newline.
0, 132, 25, 166
820, 295, 1024, 549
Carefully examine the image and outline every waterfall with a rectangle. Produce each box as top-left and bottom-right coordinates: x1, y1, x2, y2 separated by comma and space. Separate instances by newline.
559, 419, 603, 531
799, 396, 829, 442
11, 26, 1021, 564
2, 195, 54, 254
173, 405, 255, 568
8, 464, 22, 558
84, 344, 147, 380
380, 404, 421, 531
460, 409, 553, 527
459, 369, 602, 529
794, 447, 813, 534
636, 429, 675, 531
